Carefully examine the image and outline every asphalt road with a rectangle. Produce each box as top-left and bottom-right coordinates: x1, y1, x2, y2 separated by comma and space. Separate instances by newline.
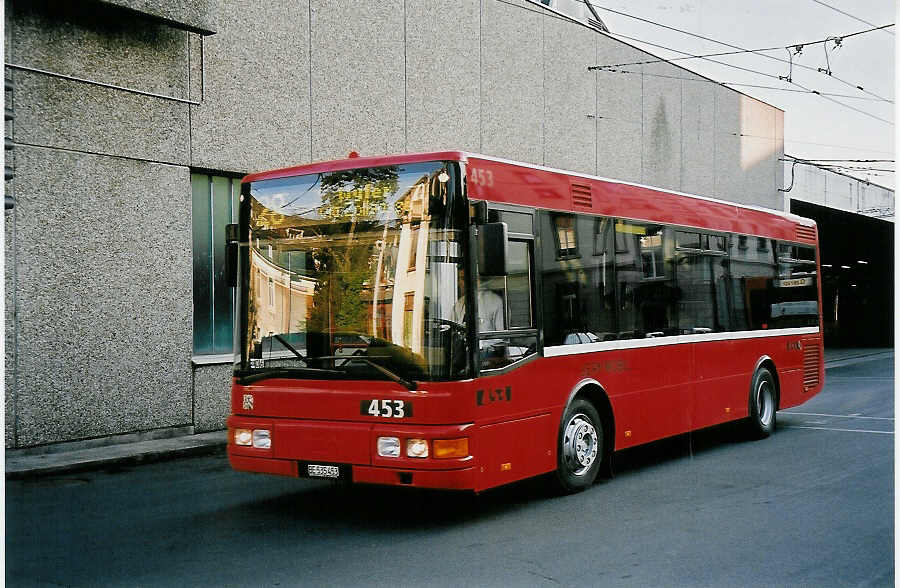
7, 356, 893, 587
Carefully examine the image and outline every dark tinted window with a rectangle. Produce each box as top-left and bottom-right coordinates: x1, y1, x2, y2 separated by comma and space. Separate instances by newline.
676, 231, 701, 249
506, 241, 533, 329
500, 211, 533, 235
616, 222, 676, 338
771, 243, 819, 328
729, 236, 777, 330
553, 214, 578, 259
675, 246, 728, 333
540, 213, 615, 345
712, 235, 726, 252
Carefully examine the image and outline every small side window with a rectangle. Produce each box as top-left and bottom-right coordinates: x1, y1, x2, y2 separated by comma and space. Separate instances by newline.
553, 215, 579, 259
677, 231, 700, 249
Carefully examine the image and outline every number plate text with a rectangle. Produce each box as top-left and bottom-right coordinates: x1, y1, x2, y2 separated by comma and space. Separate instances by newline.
361, 399, 413, 418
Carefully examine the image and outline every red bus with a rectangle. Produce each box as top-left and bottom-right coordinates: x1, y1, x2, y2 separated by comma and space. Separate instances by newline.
226, 151, 824, 493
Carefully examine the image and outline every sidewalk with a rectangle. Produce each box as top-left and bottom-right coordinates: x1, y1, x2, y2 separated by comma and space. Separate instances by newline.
6, 347, 893, 479
824, 347, 894, 368
6, 430, 228, 479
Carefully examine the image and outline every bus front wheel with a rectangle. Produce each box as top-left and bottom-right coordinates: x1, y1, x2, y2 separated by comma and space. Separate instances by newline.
553, 398, 603, 493
747, 367, 777, 439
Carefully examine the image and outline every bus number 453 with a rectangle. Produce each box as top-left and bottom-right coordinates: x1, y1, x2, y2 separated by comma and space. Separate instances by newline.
362, 399, 413, 418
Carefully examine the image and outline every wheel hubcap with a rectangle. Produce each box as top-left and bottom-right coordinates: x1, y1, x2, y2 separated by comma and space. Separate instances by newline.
563, 414, 599, 476
757, 380, 774, 426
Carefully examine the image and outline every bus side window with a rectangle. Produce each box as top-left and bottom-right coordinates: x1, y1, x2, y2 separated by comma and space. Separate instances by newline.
729, 236, 777, 330
506, 241, 533, 328
615, 222, 677, 339
676, 232, 728, 334
478, 240, 536, 371
771, 243, 819, 328
539, 213, 615, 346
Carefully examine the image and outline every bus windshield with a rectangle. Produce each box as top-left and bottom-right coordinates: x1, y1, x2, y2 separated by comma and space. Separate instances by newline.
239, 161, 470, 384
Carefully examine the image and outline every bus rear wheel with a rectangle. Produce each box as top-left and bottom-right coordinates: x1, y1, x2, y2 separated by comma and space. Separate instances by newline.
553, 398, 603, 493
747, 367, 777, 439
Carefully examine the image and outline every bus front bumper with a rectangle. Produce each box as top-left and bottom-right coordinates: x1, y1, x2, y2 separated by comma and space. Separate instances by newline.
227, 415, 477, 490
228, 453, 477, 489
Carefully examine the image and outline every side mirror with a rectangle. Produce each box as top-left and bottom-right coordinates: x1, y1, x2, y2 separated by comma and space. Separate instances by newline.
478, 222, 508, 276
225, 223, 239, 287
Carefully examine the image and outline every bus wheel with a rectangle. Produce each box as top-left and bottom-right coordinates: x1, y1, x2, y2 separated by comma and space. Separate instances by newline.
747, 367, 776, 439
553, 398, 603, 493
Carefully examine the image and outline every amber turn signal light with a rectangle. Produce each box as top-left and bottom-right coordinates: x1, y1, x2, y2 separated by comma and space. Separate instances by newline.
432, 438, 469, 459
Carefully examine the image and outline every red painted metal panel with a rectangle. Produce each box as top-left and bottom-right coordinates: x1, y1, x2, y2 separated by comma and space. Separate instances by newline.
475, 414, 556, 491
272, 420, 372, 464
228, 454, 298, 477
352, 465, 476, 489
693, 340, 748, 428
231, 379, 473, 425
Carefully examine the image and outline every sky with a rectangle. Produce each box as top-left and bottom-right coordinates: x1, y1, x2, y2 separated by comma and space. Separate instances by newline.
587, 0, 895, 189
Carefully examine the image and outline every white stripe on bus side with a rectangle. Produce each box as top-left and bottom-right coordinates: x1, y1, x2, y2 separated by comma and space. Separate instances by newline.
543, 327, 820, 357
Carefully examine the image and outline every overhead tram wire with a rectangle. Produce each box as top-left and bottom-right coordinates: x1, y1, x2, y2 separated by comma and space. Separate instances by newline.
593, 25, 892, 77
588, 27, 894, 126
782, 156, 895, 178
782, 158, 895, 163
808, 0, 894, 36
724, 83, 887, 102
595, 67, 890, 102
592, 35, 894, 104
583, 1, 895, 103
817, 166, 895, 172
784, 155, 895, 170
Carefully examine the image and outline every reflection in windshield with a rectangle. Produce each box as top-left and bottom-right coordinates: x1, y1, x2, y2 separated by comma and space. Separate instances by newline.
240, 161, 469, 382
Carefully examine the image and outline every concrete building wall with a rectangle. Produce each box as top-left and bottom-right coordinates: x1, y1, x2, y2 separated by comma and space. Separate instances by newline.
5, 0, 785, 448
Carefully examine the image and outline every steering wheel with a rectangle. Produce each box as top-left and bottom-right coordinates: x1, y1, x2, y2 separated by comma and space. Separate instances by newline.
426, 317, 465, 334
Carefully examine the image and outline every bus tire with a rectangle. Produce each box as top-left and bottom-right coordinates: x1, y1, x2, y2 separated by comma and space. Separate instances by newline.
747, 367, 777, 439
553, 398, 603, 493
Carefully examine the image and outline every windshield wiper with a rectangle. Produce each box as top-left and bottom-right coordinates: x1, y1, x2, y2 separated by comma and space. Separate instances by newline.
354, 357, 417, 391
273, 334, 309, 365
238, 366, 345, 385
314, 355, 417, 391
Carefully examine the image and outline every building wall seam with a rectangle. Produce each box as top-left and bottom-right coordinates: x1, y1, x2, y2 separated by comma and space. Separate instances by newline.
541, 11, 546, 166
403, 0, 409, 152
13, 141, 190, 169
479, 0, 484, 152
308, 2, 314, 161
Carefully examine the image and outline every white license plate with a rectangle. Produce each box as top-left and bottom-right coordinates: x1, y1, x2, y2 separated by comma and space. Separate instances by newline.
307, 464, 340, 479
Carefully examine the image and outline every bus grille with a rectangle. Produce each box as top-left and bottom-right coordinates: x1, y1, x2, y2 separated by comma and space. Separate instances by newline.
802, 341, 821, 390
795, 225, 817, 243
572, 183, 593, 208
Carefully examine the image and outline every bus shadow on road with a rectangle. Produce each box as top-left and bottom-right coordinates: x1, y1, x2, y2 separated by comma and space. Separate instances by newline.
223, 420, 756, 530
609, 419, 750, 477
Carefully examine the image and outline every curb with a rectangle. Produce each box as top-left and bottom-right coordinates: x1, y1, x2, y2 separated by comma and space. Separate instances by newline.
824, 351, 893, 370
6, 431, 228, 480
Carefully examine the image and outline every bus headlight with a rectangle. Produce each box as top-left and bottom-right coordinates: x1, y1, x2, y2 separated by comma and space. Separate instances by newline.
377, 437, 401, 457
252, 429, 271, 449
234, 429, 252, 446
406, 439, 429, 458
